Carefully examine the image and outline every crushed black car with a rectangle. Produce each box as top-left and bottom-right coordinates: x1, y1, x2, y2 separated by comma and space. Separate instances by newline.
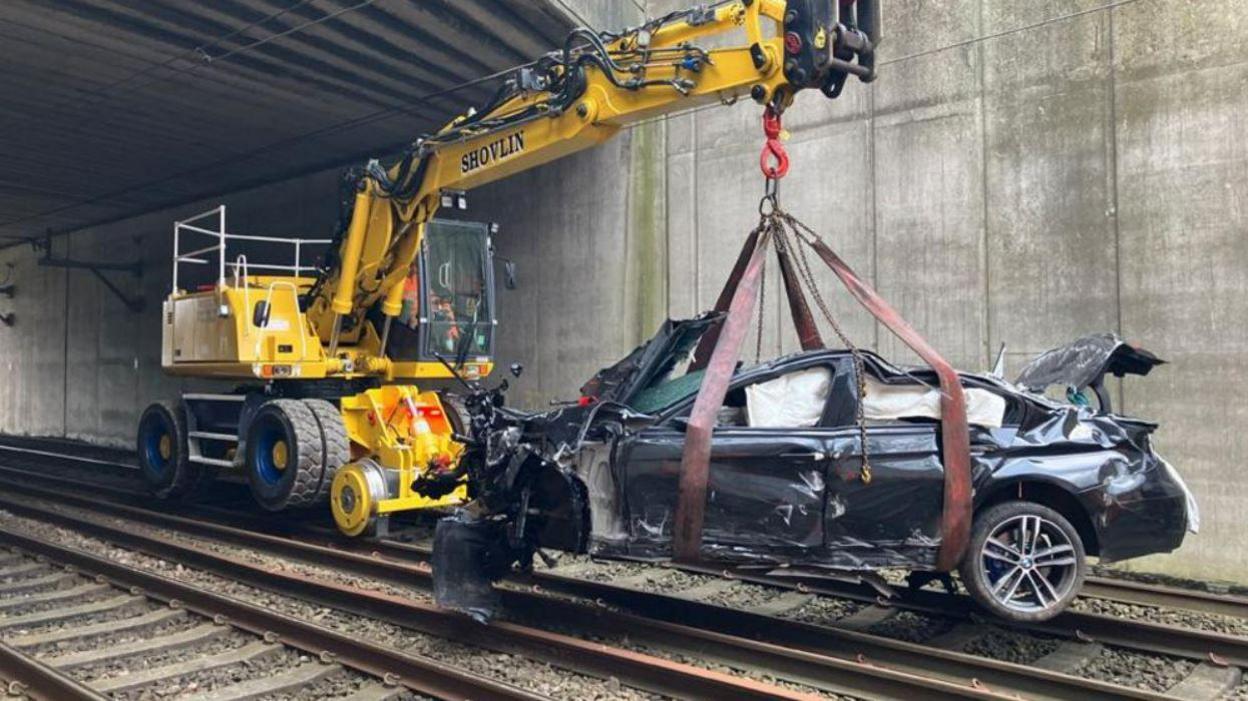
429, 314, 1199, 623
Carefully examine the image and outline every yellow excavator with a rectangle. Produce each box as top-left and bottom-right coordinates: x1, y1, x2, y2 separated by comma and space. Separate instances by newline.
137, 0, 879, 537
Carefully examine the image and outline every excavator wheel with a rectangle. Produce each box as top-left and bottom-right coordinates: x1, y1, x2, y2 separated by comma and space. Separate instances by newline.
331, 459, 389, 537
136, 401, 201, 499
245, 399, 324, 511
301, 398, 350, 503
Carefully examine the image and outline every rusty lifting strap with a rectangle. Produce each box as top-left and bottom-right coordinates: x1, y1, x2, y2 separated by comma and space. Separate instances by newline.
673, 108, 973, 573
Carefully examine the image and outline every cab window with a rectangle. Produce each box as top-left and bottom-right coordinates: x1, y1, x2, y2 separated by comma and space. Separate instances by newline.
379, 219, 494, 363
424, 221, 491, 358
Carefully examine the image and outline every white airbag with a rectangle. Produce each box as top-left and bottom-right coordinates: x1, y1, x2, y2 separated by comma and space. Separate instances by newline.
745, 367, 831, 428
863, 376, 1007, 429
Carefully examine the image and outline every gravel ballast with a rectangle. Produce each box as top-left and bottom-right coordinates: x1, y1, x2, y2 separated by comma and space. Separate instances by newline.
1075, 647, 1195, 692
865, 610, 953, 644
962, 627, 1061, 664
0, 509, 661, 701
3, 455, 1243, 700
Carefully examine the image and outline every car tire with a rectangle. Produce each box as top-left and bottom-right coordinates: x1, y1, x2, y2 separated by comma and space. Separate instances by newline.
959, 500, 1086, 623
136, 401, 202, 499
245, 399, 324, 511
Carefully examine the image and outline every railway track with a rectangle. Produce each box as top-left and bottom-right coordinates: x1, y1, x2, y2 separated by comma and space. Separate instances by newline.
3, 439, 1242, 624
0, 485, 1019, 700
0, 532, 528, 701
0, 473, 1204, 700
0, 439, 1243, 699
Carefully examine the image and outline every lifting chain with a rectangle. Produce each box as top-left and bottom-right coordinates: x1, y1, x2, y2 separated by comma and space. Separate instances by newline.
774, 217, 872, 484
754, 105, 872, 482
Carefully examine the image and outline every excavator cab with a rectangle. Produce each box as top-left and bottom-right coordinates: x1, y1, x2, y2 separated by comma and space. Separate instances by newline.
381, 219, 498, 379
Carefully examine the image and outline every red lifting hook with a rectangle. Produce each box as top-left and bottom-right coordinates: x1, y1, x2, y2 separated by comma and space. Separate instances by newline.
759, 105, 790, 180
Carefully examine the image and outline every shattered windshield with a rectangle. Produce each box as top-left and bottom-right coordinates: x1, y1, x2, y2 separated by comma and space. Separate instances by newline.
629, 369, 706, 414
580, 313, 720, 407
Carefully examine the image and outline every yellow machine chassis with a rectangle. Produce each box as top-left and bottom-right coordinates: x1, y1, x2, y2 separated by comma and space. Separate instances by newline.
330, 386, 467, 536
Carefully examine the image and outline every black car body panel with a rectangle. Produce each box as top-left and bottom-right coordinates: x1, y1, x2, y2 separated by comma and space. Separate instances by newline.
431, 317, 1196, 619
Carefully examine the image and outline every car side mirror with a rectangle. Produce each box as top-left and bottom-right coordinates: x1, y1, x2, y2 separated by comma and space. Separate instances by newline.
252, 300, 271, 328
502, 260, 518, 290
509, 362, 524, 378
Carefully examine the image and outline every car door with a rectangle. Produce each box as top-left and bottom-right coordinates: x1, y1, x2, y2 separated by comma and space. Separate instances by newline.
615, 360, 844, 558
822, 414, 945, 569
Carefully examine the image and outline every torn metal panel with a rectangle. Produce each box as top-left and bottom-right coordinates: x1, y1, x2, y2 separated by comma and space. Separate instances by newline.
1015, 333, 1165, 393
431, 512, 511, 623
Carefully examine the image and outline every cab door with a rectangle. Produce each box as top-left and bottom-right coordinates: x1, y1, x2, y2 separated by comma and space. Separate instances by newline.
418, 220, 495, 361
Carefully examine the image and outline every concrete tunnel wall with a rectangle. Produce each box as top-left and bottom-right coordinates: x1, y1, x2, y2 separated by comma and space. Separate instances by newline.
0, 0, 1245, 582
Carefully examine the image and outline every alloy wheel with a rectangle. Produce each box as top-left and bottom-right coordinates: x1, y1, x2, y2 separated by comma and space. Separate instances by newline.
981, 514, 1079, 614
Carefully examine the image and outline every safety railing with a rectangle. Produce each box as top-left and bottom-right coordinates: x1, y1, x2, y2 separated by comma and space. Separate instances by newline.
172, 205, 332, 294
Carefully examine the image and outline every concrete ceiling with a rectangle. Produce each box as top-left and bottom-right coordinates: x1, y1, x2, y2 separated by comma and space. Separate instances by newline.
0, 0, 575, 244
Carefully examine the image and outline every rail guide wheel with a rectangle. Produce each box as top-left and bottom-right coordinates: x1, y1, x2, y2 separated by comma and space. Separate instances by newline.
331, 459, 390, 537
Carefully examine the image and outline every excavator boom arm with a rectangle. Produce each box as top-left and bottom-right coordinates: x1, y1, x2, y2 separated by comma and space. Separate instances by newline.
306, 0, 878, 371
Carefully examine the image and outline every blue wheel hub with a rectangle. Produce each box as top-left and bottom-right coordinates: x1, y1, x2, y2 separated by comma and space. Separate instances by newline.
141, 419, 169, 476
252, 417, 288, 486
985, 553, 1008, 582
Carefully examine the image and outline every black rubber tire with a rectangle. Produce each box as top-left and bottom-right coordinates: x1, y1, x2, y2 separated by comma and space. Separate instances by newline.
437, 390, 473, 443
302, 398, 350, 503
136, 401, 201, 499
245, 399, 325, 511
959, 500, 1087, 623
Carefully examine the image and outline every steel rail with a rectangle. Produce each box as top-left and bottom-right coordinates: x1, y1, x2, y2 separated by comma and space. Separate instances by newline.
0, 494, 905, 701
2, 448, 1245, 680
1080, 577, 1248, 620
0, 530, 543, 701
0, 640, 107, 701
1, 449, 1245, 640
6, 440, 1244, 623
657, 562, 1248, 667
7, 446, 1247, 624
0, 442, 137, 472
0, 462, 148, 500
0, 482, 1165, 701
